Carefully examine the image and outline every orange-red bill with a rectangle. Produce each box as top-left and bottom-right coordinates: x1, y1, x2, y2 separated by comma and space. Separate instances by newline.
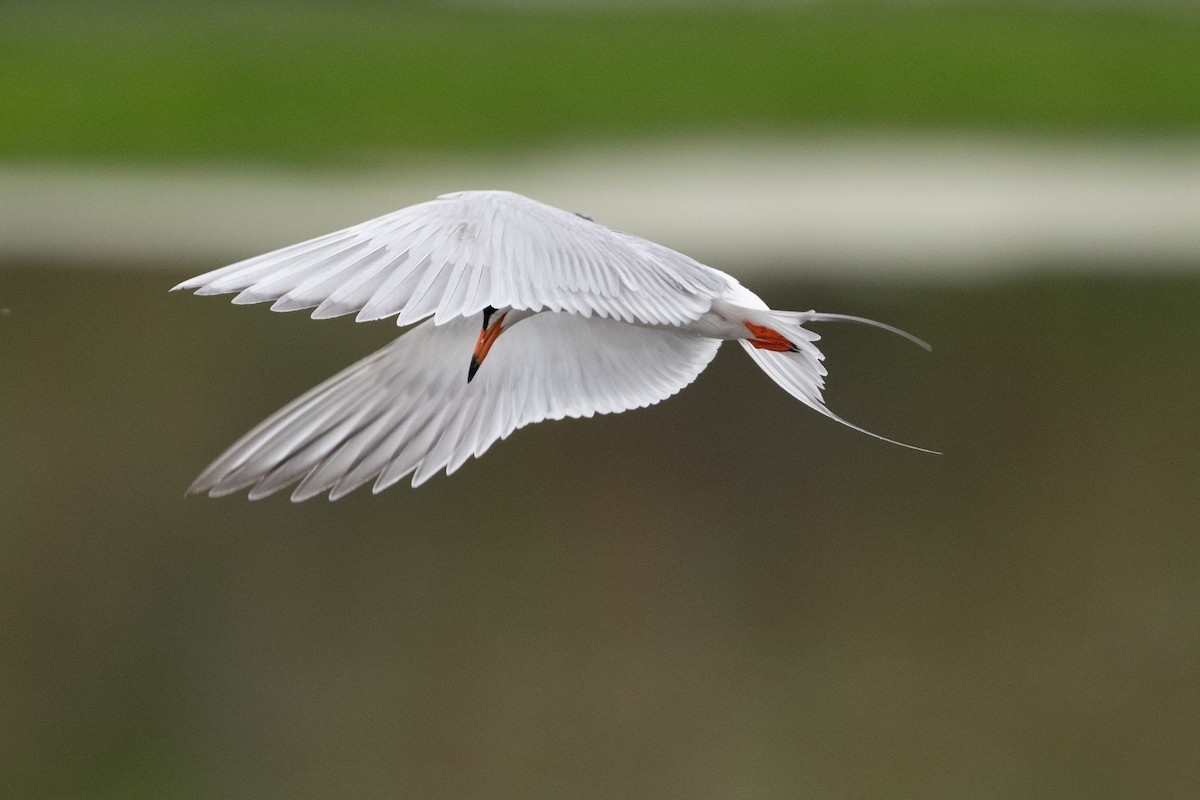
468, 311, 508, 382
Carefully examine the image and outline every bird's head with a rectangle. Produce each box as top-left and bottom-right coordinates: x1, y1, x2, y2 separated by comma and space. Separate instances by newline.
468, 305, 534, 382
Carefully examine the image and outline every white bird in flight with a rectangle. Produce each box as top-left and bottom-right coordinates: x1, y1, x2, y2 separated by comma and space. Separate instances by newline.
174, 190, 934, 501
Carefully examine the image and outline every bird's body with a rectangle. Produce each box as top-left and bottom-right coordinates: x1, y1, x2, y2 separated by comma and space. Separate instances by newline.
174, 190, 932, 501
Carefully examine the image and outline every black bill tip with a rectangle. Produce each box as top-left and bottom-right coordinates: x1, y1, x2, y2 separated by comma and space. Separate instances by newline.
467, 355, 481, 383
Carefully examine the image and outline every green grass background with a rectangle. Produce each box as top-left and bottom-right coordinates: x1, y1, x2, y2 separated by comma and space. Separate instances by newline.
3, 2, 1199, 164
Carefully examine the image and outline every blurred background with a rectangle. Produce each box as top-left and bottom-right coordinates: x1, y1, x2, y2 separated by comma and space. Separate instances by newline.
3, 1, 1199, 797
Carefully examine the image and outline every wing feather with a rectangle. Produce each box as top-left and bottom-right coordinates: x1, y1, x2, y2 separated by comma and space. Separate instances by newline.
173, 190, 732, 328
188, 313, 722, 501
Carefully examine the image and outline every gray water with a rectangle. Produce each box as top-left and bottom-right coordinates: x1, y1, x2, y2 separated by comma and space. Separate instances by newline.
2, 266, 1198, 798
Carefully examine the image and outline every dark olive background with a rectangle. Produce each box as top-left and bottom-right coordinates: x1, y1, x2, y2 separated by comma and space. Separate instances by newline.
2, 265, 1197, 798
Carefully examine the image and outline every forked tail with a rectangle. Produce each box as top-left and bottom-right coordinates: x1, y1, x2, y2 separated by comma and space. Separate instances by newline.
738, 308, 939, 454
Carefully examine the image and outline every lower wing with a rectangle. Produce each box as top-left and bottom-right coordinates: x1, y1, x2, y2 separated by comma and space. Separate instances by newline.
189, 313, 721, 501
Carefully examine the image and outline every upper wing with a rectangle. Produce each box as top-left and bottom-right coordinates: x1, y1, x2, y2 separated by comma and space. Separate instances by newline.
189, 312, 722, 501
172, 190, 734, 327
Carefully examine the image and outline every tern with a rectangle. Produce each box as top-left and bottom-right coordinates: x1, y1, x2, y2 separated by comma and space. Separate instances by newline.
174, 190, 934, 501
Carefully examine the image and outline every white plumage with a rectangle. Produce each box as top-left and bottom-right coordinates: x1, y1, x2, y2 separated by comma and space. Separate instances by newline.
174, 190, 933, 501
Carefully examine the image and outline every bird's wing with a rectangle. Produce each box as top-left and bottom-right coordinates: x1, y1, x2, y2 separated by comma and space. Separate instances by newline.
189, 312, 722, 501
172, 190, 733, 327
